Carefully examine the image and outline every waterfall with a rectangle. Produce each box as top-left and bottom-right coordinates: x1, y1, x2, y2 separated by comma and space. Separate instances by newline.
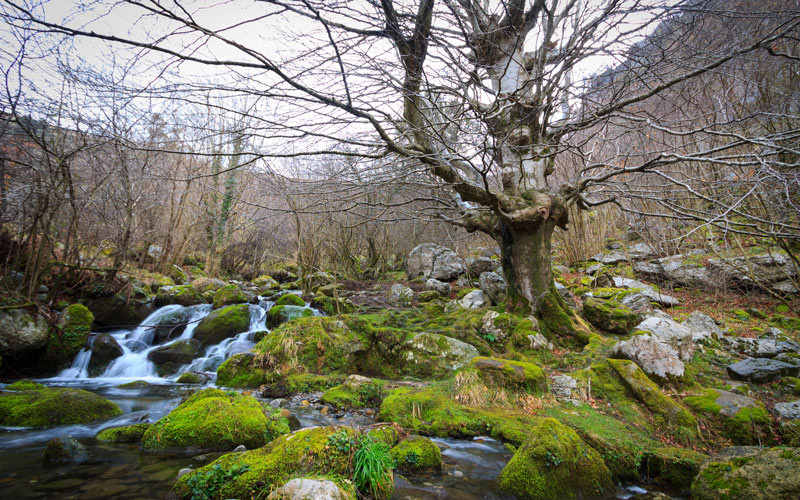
57, 348, 92, 379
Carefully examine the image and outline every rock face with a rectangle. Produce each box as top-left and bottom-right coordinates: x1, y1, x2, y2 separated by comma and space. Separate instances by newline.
467, 256, 498, 278
726, 357, 800, 383
147, 339, 201, 375
267, 478, 354, 500
459, 289, 489, 309
611, 277, 680, 307
720, 336, 800, 358
407, 243, 466, 281
88, 333, 123, 375
498, 418, 614, 500
610, 334, 685, 381
0, 381, 121, 427
43, 436, 88, 464
389, 283, 413, 307
582, 297, 638, 335
403, 333, 478, 376
479, 271, 507, 305
775, 400, 800, 420
0, 309, 49, 358
634, 316, 695, 361
194, 304, 251, 345
692, 446, 800, 500
682, 311, 723, 343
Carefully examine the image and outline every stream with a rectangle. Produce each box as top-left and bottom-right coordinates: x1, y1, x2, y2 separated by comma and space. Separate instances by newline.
0, 301, 673, 499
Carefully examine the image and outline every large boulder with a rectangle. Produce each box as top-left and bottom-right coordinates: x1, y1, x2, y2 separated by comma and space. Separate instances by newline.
86, 294, 153, 327
190, 277, 226, 294
274, 294, 305, 307
212, 284, 255, 309
407, 243, 466, 281
0, 309, 49, 358
582, 297, 638, 335
147, 339, 201, 375
252, 275, 280, 292
389, 283, 413, 307
634, 315, 695, 361
775, 400, 800, 420
403, 333, 478, 377
479, 271, 507, 305
423, 278, 450, 296
726, 357, 799, 383
142, 388, 289, 453
682, 311, 723, 343
610, 334, 685, 382
720, 336, 800, 358
467, 256, 499, 278
459, 289, 489, 309
267, 478, 355, 500
390, 435, 442, 473
155, 285, 207, 307
43, 436, 88, 464
611, 277, 680, 307
684, 389, 771, 445
709, 253, 797, 290
96, 423, 151, 443
692, 446, 800, 499
498, 418, 614, 500
194, 304, 251, 345
266, 305, 312, 329
88, 333, 123, 375
469, 356, 547, 393
0, 381, 121, 427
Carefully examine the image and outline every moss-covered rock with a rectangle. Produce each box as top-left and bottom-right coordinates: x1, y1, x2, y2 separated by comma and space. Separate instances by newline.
0, 309, 49, 358
266, 305, 313, 329
96, 423, 151, 443
176, 372, 203, 384
142, 388, 289, 453
582, 297, 638, 335
498, 418, 614, 500
43, 436, 88, 464
684, 389, 772, 445
190, 277, 226, 294
193, 304, 251, 346
216, 353, 276, 388
321, 378, 386, 410
310, 294, 356, 316
402, 332, 479, 378
116, 380, 151, 389
147, 339, 201, 375
274, 293, 305, 307
692, 446, 800, 500
390, 435, 442, 473
469, 356, 547, 394
253, 275, 280, 292
155, 285, 207, 307
643, 446, 709, 494
85, 294, 153, 327
56, 303, 93, 354
212, 284, 253, 309
0, 383, 121, 427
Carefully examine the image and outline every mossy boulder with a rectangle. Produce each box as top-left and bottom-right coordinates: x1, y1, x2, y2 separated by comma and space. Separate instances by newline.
582, 297, 638, 335
176, 372, 203, 384
266, 305, 313, 329
147, 339, 201, 376
402, 332, 479, 377
56, 303, 94, 354
274, 293, 305, 307
321, 377, 386, 409
171, 426, 376, 500
310, 294, 356, 316
0, 383, 122, 427
142, 388, 289, 453
469, 357, 547, 394
96, 423, 151, 443
643, 446, 709, 494
390, 435, 442, 473
684, 389, 772, 445
88, 333, 124, 375
216, 353, 275, 388
0, 309, 49, 358
692, 446, 800, 500
498, 418, 614, 500
193, 304, 251, 346
191, 277, 226, 294
253, 275, 280, 292
212, 284, 254, 309
43, 436, 88, 464
85, 294, 154, 327
155, 285, 207, 307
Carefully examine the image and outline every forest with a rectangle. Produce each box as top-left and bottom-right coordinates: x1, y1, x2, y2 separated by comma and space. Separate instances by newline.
0, 1, 798, 499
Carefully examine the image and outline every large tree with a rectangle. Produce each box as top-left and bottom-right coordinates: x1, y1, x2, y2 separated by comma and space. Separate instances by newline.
3, 0, 799, 341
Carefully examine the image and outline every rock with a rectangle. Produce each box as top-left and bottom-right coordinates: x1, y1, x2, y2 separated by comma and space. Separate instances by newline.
267, 478, 354, 500
310, 294, 356, 315
147, 339, 201, 375
551, 374, 577, 398
726, 357, 800, 383
43, 436, 88, 464
583, 297, 639, 334
470, 357, 547, 393
611, 334, 685, 381
660, 255, 719, 288
692, 446, 800, 500
682, 311, 723, 343
480, 311, 507, 343
266, 305, 313, 329
455, 275, 472, 288
0, 309, 49, 358
96, 423, 151, 443
528, 333, 553, 350
232, 444, 247, 452
85, 294, 154, 327
635, 316, 694, 361
775, 400, 800, 420
771, 280, 798, 294
585, 263, 603, 275
619, 292, 654, 315
88, 333, 123, 375
459, 289, 489, 309
176, 468, 193, 479
708, 253, 798, 290
589, 250, 628, 265
684, 389, 770, 444
0, 382, 122, 426
389, 283, 413, 307
212, 284, 255, 309
274, 293, 306, 307
404, 332, 479, 376
633, 261, 667, 283
720, 336, 800, 358
194, 304, 251, 345
391, 435, 442, 473
343, 374, 372, 389
627, 242, 658, 260
142, 388, 289, 453
467, 256, 499, 278
407, 243, 466, 281
424, 278, 450, 295
479, 271, 507, 305
149, 306, 196, 343
147, 245, 163, 260
611, 277, 680, 306
553, 281, 576, 308
303, 271, 335, 289
191, 277, 227, 293
775, 353, 800, 367
252, 275, 280, 292
155, 285, 206, 307
498, 418, 614, 500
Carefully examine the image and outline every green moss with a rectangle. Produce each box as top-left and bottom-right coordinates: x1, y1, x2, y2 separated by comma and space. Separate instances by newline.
769, 314, 800, 332
37, 304, 95, 372
155, 285, 206, 307
0, 385, 121, 427
684, 389, 771, 445
311, 294, 356, 315
176, 372, 202, 384
6, 380, 45, 391
321, 380, 386, 410
194, 304, 251, 345
142, 388, 289, 453
643, 447, 708, 493
96, 423, 151, 443
116, 380, 151, 389
537, 286, 590, 346
416, 290, 441, 303
469, 357, 547, 394
275, 293, 305, 307
390, 435, 442, 473
212, 284, 249, 309
266, 305, 313, 329
216, 353, 276, 388
367, 424, 403, 447
582, 297, 638, 335
497, 418, 614, 500
781, 377, 800, 396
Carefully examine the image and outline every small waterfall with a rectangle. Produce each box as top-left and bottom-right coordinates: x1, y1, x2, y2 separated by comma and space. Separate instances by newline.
57, 348, 92, 379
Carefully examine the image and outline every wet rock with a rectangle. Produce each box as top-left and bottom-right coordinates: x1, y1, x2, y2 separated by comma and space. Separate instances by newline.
176, 372, 207, 384
403, 332, 478, 376
88, 333, 123, 375
610, 334, 685, 381
267, 478, 354, 500
479, 271, 507, 305
0, 382, 122, 427
692, 446, 800, 500
775, 400, 800, 420
682, 311, 723, 343
726, 357, 800, 383
195, 303, 251, 344
391, 435, 443, 473
96, 423, 151, 443
0, 309, 49, 358
407, 243, 466, 281
424, 278, 450, 296
389, 283, 414, 307
212, 284, 255, 309
147, 339, 201, 375
635, 315, 694, 361
459, 289, 489, 309
43, 436, 88, 464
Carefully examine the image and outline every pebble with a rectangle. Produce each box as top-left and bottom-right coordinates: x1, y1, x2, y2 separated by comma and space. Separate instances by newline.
320, 406, 329, 415
301, 400, 310, 406
233, 445, 247, 452
177, 468, 193, 479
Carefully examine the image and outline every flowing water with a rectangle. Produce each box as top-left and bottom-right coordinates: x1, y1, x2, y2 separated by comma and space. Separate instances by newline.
0, 301, 678, 499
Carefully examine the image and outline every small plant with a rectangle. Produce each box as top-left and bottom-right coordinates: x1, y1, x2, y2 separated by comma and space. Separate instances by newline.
353, 435, 394, 500
327, 429, 355, 454
186, 463, 250, 500
545, 451, 563, 467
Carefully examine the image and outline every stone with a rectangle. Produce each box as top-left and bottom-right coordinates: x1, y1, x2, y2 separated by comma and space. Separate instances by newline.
611, 277, 680, 306
407, 243, 466, 281
0, 382, 122, 427
147, 339, 201, 375
619, 292, 653, 315
720, 336, 800, 358
268, 478, 354, 500
775, 353, 800, 366
682, 311, 723, 343
479, 271, 507, 305
389, 283, 413, 307
0, 309, 49, 358
88, 333, 123, 375
390, 435, 443, 473
343, 374, 372, 389
691, 446, 800, 500
726, 357, 800, 383
194, 304, 251, 345
191, 277, 227, 293
43, 436, 88, 464
480, 311, 507, 343
635, 316, 695, 361
633, 261, 667, 283
233, 444, 247, 452
589, 250, 628, 265
147, 245, 163, 260
775, 400, 800, 420
403, 332, 479, 376
659, 255, 719, 288
610, 334, 685, 381
155, 285, 206, 307
85, 294, 154, 327
583, 297, 638, 335
424, 278, 450, 295
212, 284, 255, 309
585, 263, 603, 275
455, 276, 472, 288
176, 468, 193, 479
551, 374, 577, 398
528, 333, 553, 350
459, 289, 489, 309
470, 357, 547, 393
467, 256, 498, 278
553, 281, 576, 307
627, 242, 658, 260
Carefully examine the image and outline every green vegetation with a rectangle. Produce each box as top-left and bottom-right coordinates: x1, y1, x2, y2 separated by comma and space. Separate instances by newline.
193, 304, 250, 345
211, 284, 249, 309
187, 462, 250, 500
96, 423, 151, 443
0, 383, 121, 427
390, 435, 442, 473
274, 293, 305, 307
321, 379, 386, 409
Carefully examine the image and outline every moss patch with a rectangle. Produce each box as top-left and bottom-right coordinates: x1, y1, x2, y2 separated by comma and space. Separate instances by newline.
390, 435, 442, 473
212, 284, 250, 309
0, 384, 121, 427
96, 423, 151, 443
274, 293, 305, 307
469, 357, 547, 394
321, 380, 386, 410
193, 304, 250, 345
